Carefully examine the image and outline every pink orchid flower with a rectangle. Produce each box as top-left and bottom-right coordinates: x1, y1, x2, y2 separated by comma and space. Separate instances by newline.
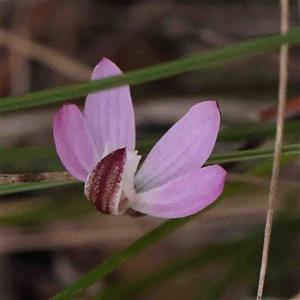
53, 58, 226, 218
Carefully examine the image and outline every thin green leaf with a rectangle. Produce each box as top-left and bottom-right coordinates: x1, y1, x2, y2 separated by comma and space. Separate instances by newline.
200, 243, 258, 300
50, 200, 219, 300
97, 241, 245, 300
199, 216, 299, 299
50, 205, 299, 299
0, 196, 90, 226
248, 154, 297, 176
217, 120, 300, 142
96, 208, 299, 299
1, 144, 299, 195
206, 144, 299, 165
1, 28, 299, 113
1, 180, 242, 227
0, 147, 57, 163
0, 138, 157, 166
0, 181, 78, 196
1, 120, 299, 169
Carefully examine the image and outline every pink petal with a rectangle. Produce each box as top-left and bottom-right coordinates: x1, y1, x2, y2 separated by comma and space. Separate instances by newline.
84, 58, 135, 155
130, 165, 226, 218
53, 104, 99, 181
135, 101, 220, 192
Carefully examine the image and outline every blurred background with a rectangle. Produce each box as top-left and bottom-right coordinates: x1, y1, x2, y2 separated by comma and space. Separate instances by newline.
0, 1, 299, 299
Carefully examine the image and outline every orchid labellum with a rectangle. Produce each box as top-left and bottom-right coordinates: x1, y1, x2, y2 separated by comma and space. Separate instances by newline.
53, 58, 226, 218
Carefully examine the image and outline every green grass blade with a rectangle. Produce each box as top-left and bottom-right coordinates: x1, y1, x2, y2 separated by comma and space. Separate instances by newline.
199, 216, 299, 299
50, 205, 299, 299
0, 196, 90, 226
0, 147, 57, 163
1, 28, 299, 113
50, 200, 219, 300
1, 120, 299, 168
200, 243, 257, 300
96, 216, 299, 300
97, 241, 245, 300
206, 144, 300, 165
0, 181, 78, 196
217, 120, 300, 142
1, 144, 299, 195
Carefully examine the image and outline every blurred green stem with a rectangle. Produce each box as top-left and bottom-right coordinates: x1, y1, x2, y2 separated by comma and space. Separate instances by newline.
1, 28, 299, 113
96, 240, 245, 300
50, 202, 218, 300
2, 142, 299, 196
199, 242, 258, 300
1, 120, 299, 169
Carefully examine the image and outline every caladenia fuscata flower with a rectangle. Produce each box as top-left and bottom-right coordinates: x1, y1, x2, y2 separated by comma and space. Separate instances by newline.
53, 58, 227, 218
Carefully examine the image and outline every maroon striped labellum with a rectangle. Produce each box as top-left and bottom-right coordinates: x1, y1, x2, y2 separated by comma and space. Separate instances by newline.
84, 148, 128, 215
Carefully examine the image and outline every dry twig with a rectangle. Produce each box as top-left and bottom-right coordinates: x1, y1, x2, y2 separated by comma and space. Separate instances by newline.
0, 172, 76, 184
0, 28, 92, 81
256, 1, 289, 299
1, 172, 299, 190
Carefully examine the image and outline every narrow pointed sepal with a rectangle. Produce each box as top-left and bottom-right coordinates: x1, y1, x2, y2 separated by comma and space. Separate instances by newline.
84, 148, 128, 215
